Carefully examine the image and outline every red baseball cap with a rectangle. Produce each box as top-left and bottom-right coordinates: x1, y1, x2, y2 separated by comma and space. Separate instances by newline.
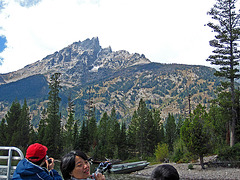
26, 143, 48, 162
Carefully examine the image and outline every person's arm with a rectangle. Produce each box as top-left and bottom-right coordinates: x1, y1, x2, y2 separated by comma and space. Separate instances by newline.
49, 169, 63, 180
38, 158, 63, 180
47, 158, 55, 171
37, 170, 62, 180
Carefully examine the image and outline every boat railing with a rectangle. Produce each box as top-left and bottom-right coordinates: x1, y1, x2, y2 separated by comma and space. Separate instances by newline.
0, 146, 24, 180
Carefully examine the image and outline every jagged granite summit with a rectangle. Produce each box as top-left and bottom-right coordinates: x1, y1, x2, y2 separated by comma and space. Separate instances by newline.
0, 37, 150, 87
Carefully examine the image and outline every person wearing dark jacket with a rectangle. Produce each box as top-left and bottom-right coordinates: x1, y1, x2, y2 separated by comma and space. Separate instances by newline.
12, 143, 62, 180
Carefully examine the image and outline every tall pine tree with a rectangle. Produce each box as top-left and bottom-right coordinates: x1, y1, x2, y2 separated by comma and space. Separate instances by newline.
79, 119, 89, 152
97, 112, 109, 159
118, 121, 127, 160
137, 98, 149, 157
64, 94, 75, 152
145, 110, 157, 155
127, 99, 159, 158
43, 73, 62, 157
17, 99, 30, 148
108, 106, 120, 158
207, 0, 240, 146
152, 109, 164, 145
5, 99, 21, 146
2, 99, 31, 148
165, 113, 177, 152
127, 110, 138, 156
0, 118, 7, 146
37, 109, 47, 144
73, 120, 80, 150
88, 107, 97, 152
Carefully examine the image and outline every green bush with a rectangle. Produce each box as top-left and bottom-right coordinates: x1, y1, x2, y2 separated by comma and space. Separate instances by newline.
145, 156, 156, 163
171, 138, 188, 163
176, 152, 198, 164
154, 143, 169, 162
188, 164, 194, 170
218, 143, 240, 161
172, 148, 184, 162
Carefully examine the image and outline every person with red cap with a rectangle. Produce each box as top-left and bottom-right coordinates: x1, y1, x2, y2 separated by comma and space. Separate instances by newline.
12, 143, 62, 180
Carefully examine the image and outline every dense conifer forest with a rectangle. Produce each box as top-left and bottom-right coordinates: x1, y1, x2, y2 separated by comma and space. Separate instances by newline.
0, 72, 240, 166
1, 0, 240, 168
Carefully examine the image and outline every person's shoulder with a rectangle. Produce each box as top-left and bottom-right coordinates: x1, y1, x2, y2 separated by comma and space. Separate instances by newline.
15, 158, 29, 170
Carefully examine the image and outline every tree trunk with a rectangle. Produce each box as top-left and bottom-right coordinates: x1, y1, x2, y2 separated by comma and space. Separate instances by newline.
230, 118, 236, 147
226, 122, 230, 145
230, 77, 236, 147
199, 154, 205, 169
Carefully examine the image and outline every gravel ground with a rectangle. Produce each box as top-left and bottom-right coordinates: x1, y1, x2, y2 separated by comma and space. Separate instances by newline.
133, 163, 240, 180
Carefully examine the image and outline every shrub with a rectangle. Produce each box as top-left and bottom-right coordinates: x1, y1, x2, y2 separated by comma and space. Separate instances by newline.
218, 143, 240, 161
154, 143, 169, 162
172, 148, 184, 163
188, 164, 194, 170
171, 138, 189, 163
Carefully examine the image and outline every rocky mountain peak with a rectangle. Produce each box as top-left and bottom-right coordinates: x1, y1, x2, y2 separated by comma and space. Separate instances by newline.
0, 37, 150, 87
79, 37, 101, 51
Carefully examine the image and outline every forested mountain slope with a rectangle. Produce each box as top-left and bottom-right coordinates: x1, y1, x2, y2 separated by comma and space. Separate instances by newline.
0, 37, 221, 125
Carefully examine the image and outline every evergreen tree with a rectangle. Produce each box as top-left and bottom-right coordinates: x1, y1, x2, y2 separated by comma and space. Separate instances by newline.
44, 73, 62, 157
209, 103, 228, 148
64, 94, 75, 151
165, 113, 177, 152
17, 99, 30, 148
181, 104, 213, 169
88, 107, 97, 152
5, 99, 21, 146
97, 112, 109, 159
136, 98, 149, 157
176, 115, 184, 137
79, 119, 89, 152
118, 121, 128, 160
86, 86, 95, 151
207, 0, 240, 146
108, 106, 120, 158
127, 99, 158, 157
73, 120, 80, 150
2, 99, 31, 148
127, 110, 138, 156
28, 124, 37, 145
153, 109, 163, 144
0, 118, 7, 145
37, 109, 47, 144
159, 123, 165, 144
208, 85, 237, 147
145, 110, 157, 155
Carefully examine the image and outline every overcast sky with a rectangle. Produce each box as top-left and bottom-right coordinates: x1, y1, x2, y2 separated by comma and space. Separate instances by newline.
0, 0, 217, 73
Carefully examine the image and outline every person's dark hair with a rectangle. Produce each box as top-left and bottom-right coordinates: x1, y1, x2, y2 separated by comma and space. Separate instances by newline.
30, 156, 46, 166
151, 164, 179, 180
60, 150, 88, 180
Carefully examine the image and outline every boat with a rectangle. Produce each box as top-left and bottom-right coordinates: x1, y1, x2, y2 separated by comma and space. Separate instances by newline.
0, 146, 24, 179
110, 161, 149, 174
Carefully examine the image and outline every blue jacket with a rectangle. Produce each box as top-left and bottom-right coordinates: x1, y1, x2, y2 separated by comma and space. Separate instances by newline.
12, 158, 62, 180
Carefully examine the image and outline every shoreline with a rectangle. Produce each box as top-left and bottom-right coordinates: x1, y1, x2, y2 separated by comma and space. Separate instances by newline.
132, 163, 240, 180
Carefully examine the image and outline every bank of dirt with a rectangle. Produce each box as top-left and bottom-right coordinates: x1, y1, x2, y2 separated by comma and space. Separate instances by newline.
132, 162, 240, 179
